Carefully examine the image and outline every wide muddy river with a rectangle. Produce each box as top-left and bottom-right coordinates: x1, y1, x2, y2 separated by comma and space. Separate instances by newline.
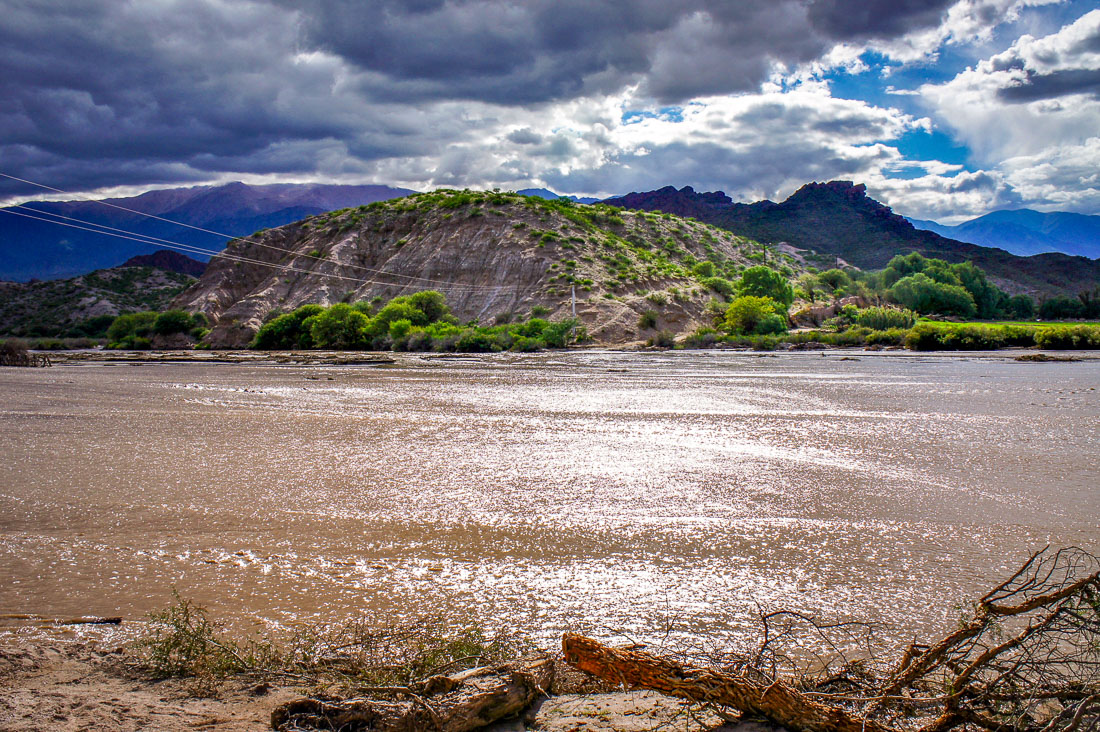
1, 351, 1097, 650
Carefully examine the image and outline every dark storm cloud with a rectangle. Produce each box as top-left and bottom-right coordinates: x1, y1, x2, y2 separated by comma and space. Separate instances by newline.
292, 0, 960, 104
997, 68, 1100, 101
0, 0, 976, 197
807, 0, 955, 40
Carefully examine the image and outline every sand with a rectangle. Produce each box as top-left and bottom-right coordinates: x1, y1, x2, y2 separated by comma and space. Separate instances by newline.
0, 628, 771, 732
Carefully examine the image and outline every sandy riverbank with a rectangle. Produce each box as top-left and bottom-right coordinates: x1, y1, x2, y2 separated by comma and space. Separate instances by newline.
0, 627, 769, 732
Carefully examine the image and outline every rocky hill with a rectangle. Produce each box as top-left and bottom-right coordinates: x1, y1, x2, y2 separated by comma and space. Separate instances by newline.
120, 251, 206, 277
174, 190, 802, 348
0, 265, 196, 337
605, 182, 1100, 297
0, 181, 415, 281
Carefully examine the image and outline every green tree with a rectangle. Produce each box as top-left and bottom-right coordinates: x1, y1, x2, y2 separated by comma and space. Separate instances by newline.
817, 268, 852, 295
1039, 295, 1085, 320
405, 290, 451, 323
796, 273, 822, 302
307, 303, 370, 349
882, 252, 928, 287
251, 304, 324, 349
107, 311, 158, 346
1005, 294, 1035, 320
724, 295, 779, 334
153, 310, 196, 336
888, 273, 976, 317
738, 266, 794, 310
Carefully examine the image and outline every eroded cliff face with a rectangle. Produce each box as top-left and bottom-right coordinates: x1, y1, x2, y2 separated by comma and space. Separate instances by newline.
174, 190, 801, 347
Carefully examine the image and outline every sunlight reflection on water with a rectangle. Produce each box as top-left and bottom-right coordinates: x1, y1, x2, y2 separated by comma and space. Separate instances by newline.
0, 351, 1096, 649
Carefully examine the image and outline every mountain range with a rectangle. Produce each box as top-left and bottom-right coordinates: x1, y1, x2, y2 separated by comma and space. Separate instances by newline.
516, 188, 601, 205
4, 179, 1098, 299
907, 209, 1100, 259
0, 181, 414, 281
604, 182, 1100, 297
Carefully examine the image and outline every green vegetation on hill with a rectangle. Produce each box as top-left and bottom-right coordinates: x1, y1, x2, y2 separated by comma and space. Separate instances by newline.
251, 290, 584, 352
0, 265, 196, 338
308, 188, 782, 296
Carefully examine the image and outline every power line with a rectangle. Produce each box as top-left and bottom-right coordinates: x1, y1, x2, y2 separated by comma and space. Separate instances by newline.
0, 207, 507, 294
0, 170, 510, 291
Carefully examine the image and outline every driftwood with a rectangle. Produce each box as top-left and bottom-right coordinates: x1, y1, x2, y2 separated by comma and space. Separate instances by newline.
564, 546, 1099, 732
563, 633, 888, 732
271, 657, 553, 731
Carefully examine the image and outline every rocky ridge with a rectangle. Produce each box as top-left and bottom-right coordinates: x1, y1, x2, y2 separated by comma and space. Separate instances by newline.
174, 190, 804, 348
605, 181, 1100, 297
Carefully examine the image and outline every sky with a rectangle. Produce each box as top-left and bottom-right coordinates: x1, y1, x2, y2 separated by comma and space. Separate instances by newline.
1, 0, 1098, 223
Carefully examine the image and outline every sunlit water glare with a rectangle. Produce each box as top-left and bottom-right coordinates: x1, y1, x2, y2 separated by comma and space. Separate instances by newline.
1, 350, 1096, 650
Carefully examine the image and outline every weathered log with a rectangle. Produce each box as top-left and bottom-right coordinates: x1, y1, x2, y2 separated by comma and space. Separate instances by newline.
271, 657, 553, 731
562, 633, 891, 732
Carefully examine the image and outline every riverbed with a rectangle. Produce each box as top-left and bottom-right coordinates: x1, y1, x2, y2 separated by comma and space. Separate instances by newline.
1, 350, 1096, 651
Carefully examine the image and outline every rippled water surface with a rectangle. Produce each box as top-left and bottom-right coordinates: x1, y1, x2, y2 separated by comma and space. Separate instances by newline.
1, 351, 1097, 646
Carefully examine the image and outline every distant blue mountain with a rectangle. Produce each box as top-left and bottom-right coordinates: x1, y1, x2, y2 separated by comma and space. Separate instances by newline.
516, 188, 601, 204
0, 181, 415, 281
907, 209, 1100, 259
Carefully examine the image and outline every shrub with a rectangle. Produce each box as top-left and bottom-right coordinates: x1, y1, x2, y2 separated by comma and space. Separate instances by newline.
692, 261, 717, 278
647, 330, 674, 348
701, 276, 736, 298
1034, 325, 1100, 349
134, 592, 246, 678
855, 306, 916, 330
638, 310, 658, 329
107, 311, 158, 349
682, 327, 719, 349
529, 305, 551, 317
455, 328, 496, 352
723, 295, 778, 334
906, 323, 1005, 351
754, 313, 788, 335
0, 338, 31, 364
65, 314, 116, 339
864, 328, 908, 346
153, 310, 196, 336
540, 318, 580, 348
510, 336, 545, 352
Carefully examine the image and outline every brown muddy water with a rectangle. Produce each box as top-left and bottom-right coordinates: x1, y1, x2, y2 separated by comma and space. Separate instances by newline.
1, 351, 1097, 651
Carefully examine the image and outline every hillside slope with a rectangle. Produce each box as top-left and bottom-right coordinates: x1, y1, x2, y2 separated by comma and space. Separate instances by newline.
0, 266, 196, 337
175, 190, 801, 348
0, 182, 415, 281
606, 182, 1100, 297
